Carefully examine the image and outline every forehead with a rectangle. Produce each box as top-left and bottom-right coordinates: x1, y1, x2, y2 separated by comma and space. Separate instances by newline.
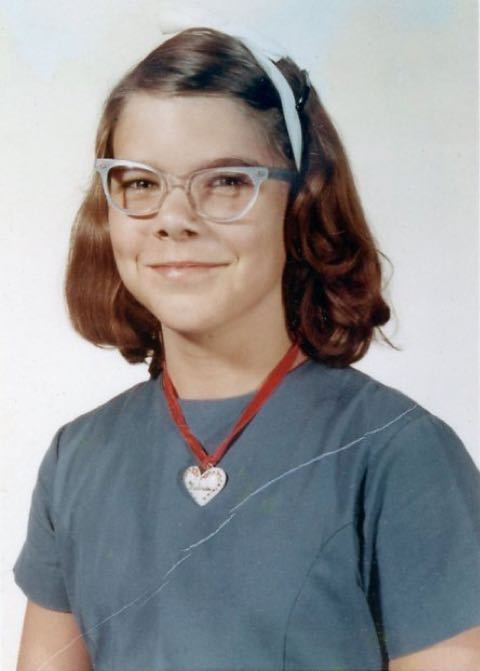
112, 94, 279, 172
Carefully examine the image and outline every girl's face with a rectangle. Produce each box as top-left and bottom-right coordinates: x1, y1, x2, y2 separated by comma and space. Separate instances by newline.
108, 93, 291, 343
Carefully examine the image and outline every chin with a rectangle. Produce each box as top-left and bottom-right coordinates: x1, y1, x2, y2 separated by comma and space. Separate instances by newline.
154, 311, 226, 339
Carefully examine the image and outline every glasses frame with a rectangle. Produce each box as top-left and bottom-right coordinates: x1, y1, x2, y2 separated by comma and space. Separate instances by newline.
95, 158, 296, 223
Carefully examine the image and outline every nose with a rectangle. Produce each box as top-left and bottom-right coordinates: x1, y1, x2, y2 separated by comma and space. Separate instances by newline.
153, 184, 199, 240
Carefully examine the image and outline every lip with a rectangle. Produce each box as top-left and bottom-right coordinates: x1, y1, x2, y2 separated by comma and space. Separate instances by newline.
149, 261, 226, 268
147, 261, 228, 280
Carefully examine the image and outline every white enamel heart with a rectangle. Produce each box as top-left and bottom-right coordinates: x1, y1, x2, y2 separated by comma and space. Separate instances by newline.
183, 465, 227, 506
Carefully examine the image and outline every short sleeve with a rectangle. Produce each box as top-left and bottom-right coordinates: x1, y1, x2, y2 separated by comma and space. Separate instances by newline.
363, 413, 480, 660
13, 430, 71, 612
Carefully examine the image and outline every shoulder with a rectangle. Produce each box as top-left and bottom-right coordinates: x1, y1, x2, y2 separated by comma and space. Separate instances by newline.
50, 378, 159, 467
324, 366, 480, 524
298, 360, 424, 433
299, 359, 417, 409
298, 361, 477, 473
66, 377, 157, 425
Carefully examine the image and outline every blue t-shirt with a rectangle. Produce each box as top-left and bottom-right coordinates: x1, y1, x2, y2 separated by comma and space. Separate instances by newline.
14, 360, 480, 670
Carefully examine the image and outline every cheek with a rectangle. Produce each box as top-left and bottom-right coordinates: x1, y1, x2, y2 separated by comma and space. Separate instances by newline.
108, 216, 141, 269
232, 224, 286, 293
241, 201, 287, 272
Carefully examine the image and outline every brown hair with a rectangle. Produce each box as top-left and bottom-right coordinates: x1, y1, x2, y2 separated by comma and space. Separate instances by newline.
65, 28, 391, 377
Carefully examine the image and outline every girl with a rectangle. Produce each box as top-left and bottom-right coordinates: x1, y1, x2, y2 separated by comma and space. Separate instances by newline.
14, 27, 480, 671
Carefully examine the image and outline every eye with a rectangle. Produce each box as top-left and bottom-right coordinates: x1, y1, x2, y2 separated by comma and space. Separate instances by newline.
109, 168, 161, 193
125, 179, 157, 191
203, 171, 254, 193
121, 174, 160, 192
214, 174, 247, 187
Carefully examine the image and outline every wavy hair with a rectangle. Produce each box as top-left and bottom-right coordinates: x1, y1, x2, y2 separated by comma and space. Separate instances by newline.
65, 28, 391, 376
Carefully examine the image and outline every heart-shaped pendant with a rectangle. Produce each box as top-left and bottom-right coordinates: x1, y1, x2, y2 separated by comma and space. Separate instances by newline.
183, 465, 227, 506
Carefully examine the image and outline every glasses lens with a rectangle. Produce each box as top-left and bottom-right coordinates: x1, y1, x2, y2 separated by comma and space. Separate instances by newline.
107, 166, 163, 214
192, 169, 257, 221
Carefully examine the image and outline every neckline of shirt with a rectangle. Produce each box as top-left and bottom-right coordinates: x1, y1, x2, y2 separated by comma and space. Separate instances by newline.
164, 356, 316, 408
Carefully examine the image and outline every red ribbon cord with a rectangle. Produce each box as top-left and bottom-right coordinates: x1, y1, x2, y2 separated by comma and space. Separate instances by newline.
162, 342, 300, 470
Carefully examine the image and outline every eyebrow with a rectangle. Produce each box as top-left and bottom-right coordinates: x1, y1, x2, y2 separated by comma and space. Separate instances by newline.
195, 157, 263, 169
116, 156, 264, 172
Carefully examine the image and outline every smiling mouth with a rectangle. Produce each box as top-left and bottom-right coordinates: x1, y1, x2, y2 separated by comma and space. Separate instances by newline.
148, 262, 227, 279
151, 262, 226, 268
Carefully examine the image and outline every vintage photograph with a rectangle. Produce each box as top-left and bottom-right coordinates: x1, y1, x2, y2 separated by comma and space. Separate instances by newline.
2, 1, 479, 669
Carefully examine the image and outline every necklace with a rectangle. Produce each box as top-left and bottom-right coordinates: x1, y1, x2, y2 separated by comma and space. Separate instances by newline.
162, 342, 301, 506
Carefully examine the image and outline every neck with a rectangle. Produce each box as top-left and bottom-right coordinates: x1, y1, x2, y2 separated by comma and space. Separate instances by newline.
161, 325, 306, 400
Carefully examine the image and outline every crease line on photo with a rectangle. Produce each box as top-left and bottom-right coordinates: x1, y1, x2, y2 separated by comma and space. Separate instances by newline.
33, 402, 418, 671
